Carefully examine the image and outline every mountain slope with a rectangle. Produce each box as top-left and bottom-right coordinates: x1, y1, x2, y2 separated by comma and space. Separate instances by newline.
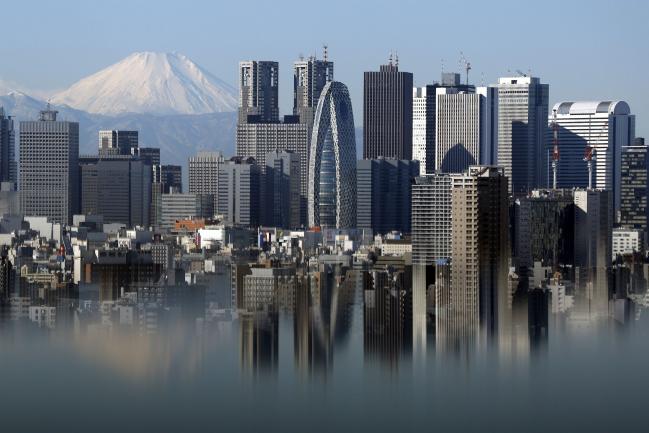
51, 52, 237, 116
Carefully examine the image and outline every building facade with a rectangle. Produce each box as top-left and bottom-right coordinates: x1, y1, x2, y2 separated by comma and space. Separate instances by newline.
238, 61, 279, 123
308, 81, 357, 229
495, 76, 549, 194
0, 107, 16, 183
619, 137, 647, 232
357, 158, 419, 234
20, 108, 79, 224
98, 130, 138, 156
264, 151, 301, 229
364, 61, 413, 160
217, 156, 261, 227
188, 151, 223, 211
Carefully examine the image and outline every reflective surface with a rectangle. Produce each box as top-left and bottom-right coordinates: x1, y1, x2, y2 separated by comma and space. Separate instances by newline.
1, 269, 649, 433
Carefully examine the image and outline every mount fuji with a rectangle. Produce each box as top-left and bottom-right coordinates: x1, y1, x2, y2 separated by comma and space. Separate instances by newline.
0, 52, 239, 167
51, 52, 237, 116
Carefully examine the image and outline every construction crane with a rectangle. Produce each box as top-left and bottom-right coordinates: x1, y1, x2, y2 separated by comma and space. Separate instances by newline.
551, 109, 560, 189
583, 145, 596, 190
459, 52, 471, 85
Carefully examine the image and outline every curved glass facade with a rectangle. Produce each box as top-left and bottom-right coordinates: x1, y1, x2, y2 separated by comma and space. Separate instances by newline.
308, 81, 357, 228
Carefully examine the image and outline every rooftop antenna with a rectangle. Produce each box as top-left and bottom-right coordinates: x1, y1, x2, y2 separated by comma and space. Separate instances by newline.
388, 51, 393, 66
441, 58, 445, 74
395, 52, 399, 68
459, 51, 471, 85
584, 145, 595, 190
551, 109, 560, 189
516, 69, 526, 77
480, 72, 486, 87
323, 44, 328, 62
299, 52, 304, 61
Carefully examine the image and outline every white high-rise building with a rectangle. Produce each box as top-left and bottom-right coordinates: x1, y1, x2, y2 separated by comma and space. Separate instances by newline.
495, 76, 549, 195
435, 87, 497, 173
412, 87, 435, 176
550, 101, 635, 215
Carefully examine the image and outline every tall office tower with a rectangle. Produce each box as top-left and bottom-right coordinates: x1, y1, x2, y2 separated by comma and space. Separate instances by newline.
357, 158, 419, 234
550, 101, 635, 215
495, 76, 549, 195
20, 108, 79, 224
150, 165, 163, 230
308, 81, 357, 229
138, 147, 160, 166
293, 54, 334, 129
98, 130, 138, 156
436, 166, 509, 343
238, 61, 279, 123
0, 107, 16, 183
264, 150, 301, 228
619, 137, 647, 233
573, 189, 612, 319
412, 87, 435, 175
217, 156, 261, 227
412, 73, 478, 176
363, 59, 413, 160
411, 174, 453, 265
513, 189, 575, 270
160, 192, 214, 232
160, 164, 182, 193
236, 118, 309, 224
188, 151, 223, 211
435, 87, 497, 173
80, 154, 152, 227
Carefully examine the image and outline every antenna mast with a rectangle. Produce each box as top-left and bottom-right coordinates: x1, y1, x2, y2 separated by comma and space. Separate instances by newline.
551, 109, 560, 189
460, 51, 471, 85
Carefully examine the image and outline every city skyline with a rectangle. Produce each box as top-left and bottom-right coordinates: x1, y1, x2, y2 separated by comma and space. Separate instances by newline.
0, 0, 647, 139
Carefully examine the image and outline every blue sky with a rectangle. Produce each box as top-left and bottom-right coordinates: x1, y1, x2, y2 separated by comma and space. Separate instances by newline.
1, 0, 648, 137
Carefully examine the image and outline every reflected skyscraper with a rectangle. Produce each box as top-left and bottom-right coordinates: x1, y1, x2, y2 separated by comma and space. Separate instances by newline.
308, 81, 357, 228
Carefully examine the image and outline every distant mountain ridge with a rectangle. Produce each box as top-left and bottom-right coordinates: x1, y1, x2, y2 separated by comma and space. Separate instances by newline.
51, 52, 237, 116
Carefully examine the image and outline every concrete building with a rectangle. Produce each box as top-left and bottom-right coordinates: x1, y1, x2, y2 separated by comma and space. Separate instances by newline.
364, 60, 413, 160
161, 164, 182, 193
495, 76, 549, 194
238, 61, 279, 123
160, 193, 214, 232
308, 81, 357, 229
264, 150, 301, 228
19, 108, 79, 225
80, 154, 152, 228
435, 86, 497, 173
0, 182, 20, 216
612, 228, 643, 256
293, 55, 334, 132
98, 130, 138, 156
412, 73, 477, 176
411, 174, 453, 265
550, 101, 635, 215
188, 151, 223, 211
436, 166, 509, 345
217, 156, 260, 227
357, 158, 419, 235
236, 119, 308, 224
0, 107, 16, 183
619, 137, 647, 232
243, 267, 296, 312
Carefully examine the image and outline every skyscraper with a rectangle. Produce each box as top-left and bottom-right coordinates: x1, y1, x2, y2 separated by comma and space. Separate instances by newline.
436, 166, 509, 344
238, 61, 279, 123
412, 73, 477, 176
356, 158, 419, 234
0, 107, 16, 183
620, 137, 647, 233
188, 151, 223, 211
550, 101, 635, 215
20, 108, 79, 224
98, 130, 138, 156
411, 174, 453, 265
217, 156, 261, 227
293, 54, 334, 130
80, 154, 152, 227
495, 76, 549, 194
308, 81, 357, 229
264, 150, 301, 229
364, 60, 413, 160
435, 87, 497, 172
161, 164, 182, 193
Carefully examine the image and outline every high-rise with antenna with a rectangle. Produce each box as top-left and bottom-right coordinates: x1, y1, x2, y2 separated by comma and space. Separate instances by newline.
551, 109, 560, 189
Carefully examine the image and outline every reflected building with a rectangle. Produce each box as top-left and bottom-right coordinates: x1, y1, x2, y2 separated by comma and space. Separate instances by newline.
239, 311, 279, 376
307, 82, 357, 229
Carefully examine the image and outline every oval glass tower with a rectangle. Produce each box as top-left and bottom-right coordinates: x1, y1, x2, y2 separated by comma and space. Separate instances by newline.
308, 81, 357, 228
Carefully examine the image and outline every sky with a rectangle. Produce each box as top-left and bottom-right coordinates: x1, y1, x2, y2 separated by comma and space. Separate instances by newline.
1, 0, 648, 137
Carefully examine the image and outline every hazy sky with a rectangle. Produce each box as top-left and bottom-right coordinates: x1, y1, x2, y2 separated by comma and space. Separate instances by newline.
1, 0, 647, 137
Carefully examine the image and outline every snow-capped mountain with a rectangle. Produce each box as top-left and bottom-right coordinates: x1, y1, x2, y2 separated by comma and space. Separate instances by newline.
51, 52, 238, 115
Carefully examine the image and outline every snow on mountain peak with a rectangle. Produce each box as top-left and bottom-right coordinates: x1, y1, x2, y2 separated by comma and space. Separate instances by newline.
51, 51, 238, 116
